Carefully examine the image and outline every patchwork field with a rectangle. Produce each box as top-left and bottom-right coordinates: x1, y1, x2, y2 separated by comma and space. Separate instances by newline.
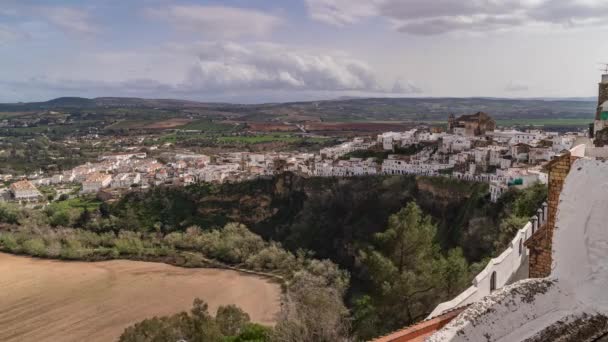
0, 253, 281, 342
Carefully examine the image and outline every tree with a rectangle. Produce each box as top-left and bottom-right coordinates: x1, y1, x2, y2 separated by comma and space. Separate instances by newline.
50, 210, 70, 227
188, 298, 223, 342
74, 207, 92, 228
512, 183, 547, 217
216, 305, 250, 336
495, 215, 529, 251
0, 203, 20, 224
373, 202, 437, 274
229, 323, 272, 342
273, 270, 351, 342
439, 248, 469, 298
359, 202, 469, 334
119, 299, 224, 342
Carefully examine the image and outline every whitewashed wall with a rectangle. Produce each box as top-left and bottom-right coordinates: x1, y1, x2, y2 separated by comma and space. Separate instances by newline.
428, 205, 546, 318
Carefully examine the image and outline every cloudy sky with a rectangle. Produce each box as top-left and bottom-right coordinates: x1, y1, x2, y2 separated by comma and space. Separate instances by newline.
2, 0, 608, 103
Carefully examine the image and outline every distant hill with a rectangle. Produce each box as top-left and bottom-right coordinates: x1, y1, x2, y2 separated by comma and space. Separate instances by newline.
0, 96, 597, 123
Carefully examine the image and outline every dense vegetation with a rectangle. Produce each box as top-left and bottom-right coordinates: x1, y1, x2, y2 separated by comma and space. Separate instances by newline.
0, 174, 546, 340
120, 299, 273, 342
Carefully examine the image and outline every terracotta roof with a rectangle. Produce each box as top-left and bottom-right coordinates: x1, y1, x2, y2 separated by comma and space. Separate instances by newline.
9, 180, 37, 191
456, 112, 493, 123
84, 173, 112, 183
370, 305, 469, 342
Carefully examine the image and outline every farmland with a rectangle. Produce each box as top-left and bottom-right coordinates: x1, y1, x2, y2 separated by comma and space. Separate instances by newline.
0, 252, 281, 342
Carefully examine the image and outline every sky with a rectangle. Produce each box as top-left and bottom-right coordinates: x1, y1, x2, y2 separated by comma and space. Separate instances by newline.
2, 0, 608, 103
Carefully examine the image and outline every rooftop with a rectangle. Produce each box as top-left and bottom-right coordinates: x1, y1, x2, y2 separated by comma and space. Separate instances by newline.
9, 180, 37, 191
84, 173, 112, 183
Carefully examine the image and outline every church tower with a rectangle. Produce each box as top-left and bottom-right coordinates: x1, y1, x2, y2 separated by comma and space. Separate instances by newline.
447, 113, 455, 133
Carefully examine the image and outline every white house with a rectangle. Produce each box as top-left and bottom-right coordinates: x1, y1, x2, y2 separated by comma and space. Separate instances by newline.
111, 173, 141, 188
81, 173, 113, 194
9, 180, 42, 202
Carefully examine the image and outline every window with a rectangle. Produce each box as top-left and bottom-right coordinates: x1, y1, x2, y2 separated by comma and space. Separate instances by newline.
490, 271, 497, 292
518, 239, 522, 255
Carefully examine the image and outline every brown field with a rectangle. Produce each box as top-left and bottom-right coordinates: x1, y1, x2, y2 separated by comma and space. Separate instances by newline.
304, 121, 415, 132
246, 122, 299, 132
143, 118, 192, 129
0, 253, 281, 342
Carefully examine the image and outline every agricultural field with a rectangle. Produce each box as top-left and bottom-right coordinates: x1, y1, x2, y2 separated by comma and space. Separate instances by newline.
0, 252, 281, 342
176, 119, 243, 132
494, 118, 592, 127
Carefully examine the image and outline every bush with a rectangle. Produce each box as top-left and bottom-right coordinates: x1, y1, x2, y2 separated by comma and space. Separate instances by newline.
216, 304, 251, 336
114, 232, 144, 256
22, 238, 47, 257
0, 233, 20, 252
46, 240, 62, 257
50, 211, 71, 227
245, 243, 298, 272
0, 204, 20, 224
60, 238, 88, 259
198, 223, 265, 264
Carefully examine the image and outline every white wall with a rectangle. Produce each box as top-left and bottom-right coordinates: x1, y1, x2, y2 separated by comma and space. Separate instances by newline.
428, 220, 536, 318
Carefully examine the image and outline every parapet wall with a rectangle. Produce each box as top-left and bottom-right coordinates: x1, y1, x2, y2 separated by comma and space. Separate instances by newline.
428, 205, 547, 318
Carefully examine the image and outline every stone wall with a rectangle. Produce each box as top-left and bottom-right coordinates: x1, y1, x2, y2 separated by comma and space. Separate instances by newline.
526, 152, 574, 278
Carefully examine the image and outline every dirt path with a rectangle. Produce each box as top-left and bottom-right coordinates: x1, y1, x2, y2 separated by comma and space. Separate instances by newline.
0, 252, 281, 342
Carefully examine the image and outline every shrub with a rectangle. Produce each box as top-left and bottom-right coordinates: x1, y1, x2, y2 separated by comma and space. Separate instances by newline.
22, 238, 47, 257
216, 304, 250, 336
114, 232, 144, 256
0, 233, 20, 252
0, 204, 20, 224
60, 238, 85, 259
50, 211, 71, 227
46, 240, 62, 257
245, 243, 297, 273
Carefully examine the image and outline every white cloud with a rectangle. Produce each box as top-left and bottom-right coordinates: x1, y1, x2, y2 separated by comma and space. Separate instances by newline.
181, 42, 381, 92
0, 25, 27, 44
145, 5, 282, 38
0, 4, 99, 36
505, 81, 529, 92
41, 7, 99, 35
392, 79, 423, 94
305, 0, 381, 26
3, 41, 389, 98
306, 0, 608, 35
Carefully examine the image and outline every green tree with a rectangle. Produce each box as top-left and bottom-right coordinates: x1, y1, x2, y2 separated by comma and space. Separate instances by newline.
216, 305, 251, 336
189, 298, 223, 342
74, 207, 92, 228
228, 323, 272, 342
439, 248, 469, 298
359, 202, 468, 334
495, 215, 529, 251
0, 203, 20, 224
273, 270, 351, 342
50, 210, 70, 227
512, 183, 547, 217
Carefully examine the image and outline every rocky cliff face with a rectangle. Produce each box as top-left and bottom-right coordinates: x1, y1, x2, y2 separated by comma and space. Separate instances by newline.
116, 172, 499, 268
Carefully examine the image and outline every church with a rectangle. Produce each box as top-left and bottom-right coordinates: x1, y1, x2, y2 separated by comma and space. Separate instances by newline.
447, 112, 496, 137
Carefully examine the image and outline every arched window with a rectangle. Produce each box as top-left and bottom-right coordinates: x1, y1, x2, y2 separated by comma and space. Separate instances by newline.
518, 239, 522, 255
490, 271, 497, 292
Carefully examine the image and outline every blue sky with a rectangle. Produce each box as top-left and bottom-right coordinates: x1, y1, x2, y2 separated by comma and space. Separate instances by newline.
2, 0, 608, 103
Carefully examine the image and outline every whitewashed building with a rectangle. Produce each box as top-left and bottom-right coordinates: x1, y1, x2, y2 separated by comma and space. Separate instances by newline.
81, 173, 113, 194
9, 180, 42, 202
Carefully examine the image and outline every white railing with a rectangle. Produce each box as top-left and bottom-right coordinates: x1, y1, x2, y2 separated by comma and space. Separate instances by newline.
428, 202, 548, 318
